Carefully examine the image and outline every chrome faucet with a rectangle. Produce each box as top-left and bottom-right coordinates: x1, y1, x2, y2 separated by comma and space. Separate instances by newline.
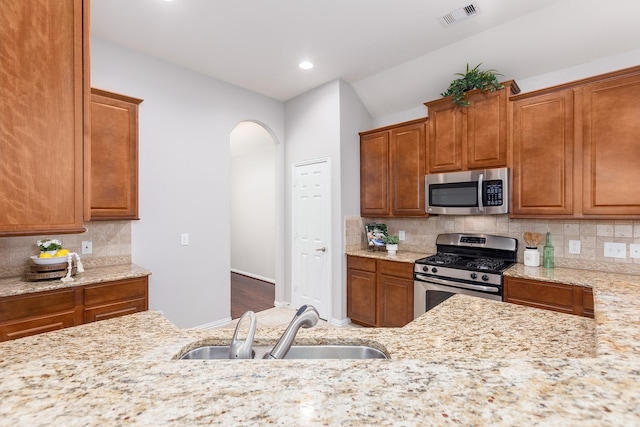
264, 305, 320, 359
229, 310, 257, 359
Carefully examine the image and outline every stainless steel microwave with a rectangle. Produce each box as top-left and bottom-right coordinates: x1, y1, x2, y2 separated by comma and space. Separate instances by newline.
426, 167, 509, 215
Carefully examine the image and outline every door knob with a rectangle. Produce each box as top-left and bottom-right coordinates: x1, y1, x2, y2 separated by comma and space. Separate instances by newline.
315, 247, 327, 252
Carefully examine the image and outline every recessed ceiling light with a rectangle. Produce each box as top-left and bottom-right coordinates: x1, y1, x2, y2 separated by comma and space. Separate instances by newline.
299, 61, 314, 70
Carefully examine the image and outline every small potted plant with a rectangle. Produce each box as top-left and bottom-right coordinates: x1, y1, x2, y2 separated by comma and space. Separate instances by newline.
383, 235, 400, 256
441, 63, 504, 107
37, 239, 63, 256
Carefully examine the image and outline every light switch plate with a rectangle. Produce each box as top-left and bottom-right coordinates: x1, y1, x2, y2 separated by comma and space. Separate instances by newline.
569, 240, 581, 254
630, 244, 640, 259
604, 242, 626, 258
180, 234, 189, 246
399, 230, 406, 241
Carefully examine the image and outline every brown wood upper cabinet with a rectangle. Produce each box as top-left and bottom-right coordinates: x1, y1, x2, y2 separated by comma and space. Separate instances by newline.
511, 89, 575, 216
88, 89, 143, 220
580, 73, 640, 216
425, 81, 520, 173
0, 0, 89, 236
359, 119, 427, 217
511, 66, 640, 218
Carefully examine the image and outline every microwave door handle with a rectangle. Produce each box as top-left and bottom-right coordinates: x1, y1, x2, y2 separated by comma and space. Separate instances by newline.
477, 173, 484, 212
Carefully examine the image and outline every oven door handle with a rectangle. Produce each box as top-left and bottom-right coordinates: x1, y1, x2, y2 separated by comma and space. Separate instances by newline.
414, 274, 500, 293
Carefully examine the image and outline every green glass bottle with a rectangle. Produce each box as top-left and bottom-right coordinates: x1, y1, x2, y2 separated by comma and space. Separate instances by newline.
543, 232, 554, 268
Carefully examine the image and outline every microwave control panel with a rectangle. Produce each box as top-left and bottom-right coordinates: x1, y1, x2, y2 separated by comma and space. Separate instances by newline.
483, 180, 504, 206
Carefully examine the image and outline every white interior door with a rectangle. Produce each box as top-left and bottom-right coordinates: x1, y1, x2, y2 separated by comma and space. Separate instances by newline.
292, 159, 331, 319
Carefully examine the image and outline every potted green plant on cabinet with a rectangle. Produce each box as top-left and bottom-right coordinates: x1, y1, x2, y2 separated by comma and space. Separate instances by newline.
441, 63, 504, 107
384, 235, 400, 256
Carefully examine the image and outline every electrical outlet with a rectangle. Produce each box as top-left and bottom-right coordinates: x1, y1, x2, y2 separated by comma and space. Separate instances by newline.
569, 240, 581, 254
181, 234, 189, 246
399, 230, 406, 241
604, 242, 626, 259
630, 244, 640, 259
81, 240, 92, 255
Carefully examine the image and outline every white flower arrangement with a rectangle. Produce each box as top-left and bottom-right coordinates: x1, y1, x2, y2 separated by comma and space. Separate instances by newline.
37, 239, 62, 252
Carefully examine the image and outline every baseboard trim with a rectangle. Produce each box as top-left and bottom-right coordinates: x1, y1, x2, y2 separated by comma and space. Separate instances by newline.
192, 317, 232, 330
231, 269, 275, 284
274, 300, 291, 308
328, 317, 353, 327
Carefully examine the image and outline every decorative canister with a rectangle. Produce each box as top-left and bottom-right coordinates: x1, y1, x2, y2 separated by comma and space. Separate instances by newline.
524, 247, 540, 267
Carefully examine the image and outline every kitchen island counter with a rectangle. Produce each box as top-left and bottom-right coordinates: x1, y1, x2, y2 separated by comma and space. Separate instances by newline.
1, 268, 639, 425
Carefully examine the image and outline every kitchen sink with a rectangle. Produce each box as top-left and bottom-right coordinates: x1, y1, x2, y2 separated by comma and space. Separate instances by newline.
178, 344, 389, 360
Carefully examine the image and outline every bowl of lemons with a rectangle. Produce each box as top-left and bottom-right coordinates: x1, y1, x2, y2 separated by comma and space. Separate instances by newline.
31, 249, 71, 265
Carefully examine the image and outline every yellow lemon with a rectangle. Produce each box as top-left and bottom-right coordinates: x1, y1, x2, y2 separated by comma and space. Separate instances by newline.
55, 249, 69, 257
39, 253, 53, 258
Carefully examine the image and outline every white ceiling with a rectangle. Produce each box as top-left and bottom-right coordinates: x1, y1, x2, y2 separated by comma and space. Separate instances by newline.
92, 0, 640, 118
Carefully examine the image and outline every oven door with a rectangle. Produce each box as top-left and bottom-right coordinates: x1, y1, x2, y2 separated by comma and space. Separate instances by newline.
413, 276, 502, 319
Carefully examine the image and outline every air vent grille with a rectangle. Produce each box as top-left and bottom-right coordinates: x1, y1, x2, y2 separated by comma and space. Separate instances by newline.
438, 2, 480, 27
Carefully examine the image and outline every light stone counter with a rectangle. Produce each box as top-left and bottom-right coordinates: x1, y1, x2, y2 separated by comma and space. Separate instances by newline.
346, 248, 427, 264
1, 265, 639, 425
0, 263, 152, 298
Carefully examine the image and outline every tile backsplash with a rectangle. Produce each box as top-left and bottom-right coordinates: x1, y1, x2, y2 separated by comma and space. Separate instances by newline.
346, 215, 640, 275
0, 221, 132, 278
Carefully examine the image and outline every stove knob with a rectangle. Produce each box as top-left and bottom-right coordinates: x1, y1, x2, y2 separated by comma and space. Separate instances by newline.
422, 266, 429, 272
482, 274, 490, 281
470, 273, 478, 279
431, 267, 438, 274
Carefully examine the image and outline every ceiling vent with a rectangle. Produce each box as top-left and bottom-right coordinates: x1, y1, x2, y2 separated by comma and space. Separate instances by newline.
438, 3, 480, 27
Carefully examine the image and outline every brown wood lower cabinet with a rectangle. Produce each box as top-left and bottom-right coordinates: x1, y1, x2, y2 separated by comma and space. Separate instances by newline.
84, 278, 149, 323
0, 276, 149, 342
347, 255, 414, 327
504, 276, 594, 318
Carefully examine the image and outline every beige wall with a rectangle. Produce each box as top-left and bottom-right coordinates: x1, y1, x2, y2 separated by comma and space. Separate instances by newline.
346, 215, 640, 275
0, 221, 132, 278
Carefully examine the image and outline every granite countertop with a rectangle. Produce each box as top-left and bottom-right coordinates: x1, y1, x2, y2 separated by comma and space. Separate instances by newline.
0, 263, 152, 298
1, 264, 639, 425
346, 248, 426, 263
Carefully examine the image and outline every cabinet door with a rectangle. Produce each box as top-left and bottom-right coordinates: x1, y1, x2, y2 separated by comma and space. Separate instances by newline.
346, 256, 377, 326
377, 260, 414, 327
390, 122, 426, 216
511, 90, 575, 216
581, 73, 640, 216
0, 0, 87, 236
465, 88, 508, 169
360, 132, 390, 216
89, 89, 143, 220
426, 99, 463, 173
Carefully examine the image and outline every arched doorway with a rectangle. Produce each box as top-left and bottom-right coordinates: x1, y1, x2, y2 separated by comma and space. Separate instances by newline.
229, 121, 279, 318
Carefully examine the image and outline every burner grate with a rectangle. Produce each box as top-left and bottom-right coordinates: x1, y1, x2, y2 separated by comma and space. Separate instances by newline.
427, 253, 460, 265
466, 258, 505, 271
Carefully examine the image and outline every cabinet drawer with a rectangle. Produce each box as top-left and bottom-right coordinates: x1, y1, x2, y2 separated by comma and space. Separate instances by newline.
378, 260, 413, 278
347, 256, 376, 273
84, 298, 147, 323
0, 289, 76, 323
84, 277, 148, 307
1, 312, 76, 341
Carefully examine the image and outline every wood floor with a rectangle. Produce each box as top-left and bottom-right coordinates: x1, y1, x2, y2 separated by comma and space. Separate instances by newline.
231, 272, 275, 319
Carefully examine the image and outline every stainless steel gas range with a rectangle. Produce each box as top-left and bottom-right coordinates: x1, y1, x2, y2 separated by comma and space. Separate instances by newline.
414, 233, 518, 318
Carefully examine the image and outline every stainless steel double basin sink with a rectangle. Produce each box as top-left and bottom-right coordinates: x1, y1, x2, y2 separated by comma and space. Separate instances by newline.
179, 344, 389, 360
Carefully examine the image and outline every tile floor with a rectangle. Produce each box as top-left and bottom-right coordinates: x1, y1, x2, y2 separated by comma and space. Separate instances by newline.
219, 307, 361, 330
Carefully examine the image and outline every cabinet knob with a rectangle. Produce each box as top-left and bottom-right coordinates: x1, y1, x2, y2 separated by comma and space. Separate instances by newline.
315, 247, 327, 252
